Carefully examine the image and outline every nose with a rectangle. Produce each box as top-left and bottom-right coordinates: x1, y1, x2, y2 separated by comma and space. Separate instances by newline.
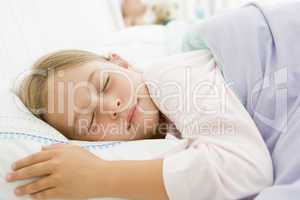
95, 96, 122, 120
111, 98, 121, 120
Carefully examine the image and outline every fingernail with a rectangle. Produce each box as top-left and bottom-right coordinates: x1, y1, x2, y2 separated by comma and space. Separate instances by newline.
5, 173, 12, 182
11, 163, 16, 170
15, 188, 22, 196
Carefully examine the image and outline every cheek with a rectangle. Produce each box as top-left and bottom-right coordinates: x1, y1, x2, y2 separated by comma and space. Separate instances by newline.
118, 85, 132, 102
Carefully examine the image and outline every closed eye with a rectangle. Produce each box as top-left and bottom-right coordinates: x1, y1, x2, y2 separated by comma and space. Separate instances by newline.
102, 75, 110, 92
88, 111, 95, 131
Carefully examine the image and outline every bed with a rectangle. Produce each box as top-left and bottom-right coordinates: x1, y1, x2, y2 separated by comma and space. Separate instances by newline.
1, 0, 299, 200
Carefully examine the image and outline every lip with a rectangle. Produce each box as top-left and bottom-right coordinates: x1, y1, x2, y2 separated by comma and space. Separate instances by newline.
127, 104, 137, 125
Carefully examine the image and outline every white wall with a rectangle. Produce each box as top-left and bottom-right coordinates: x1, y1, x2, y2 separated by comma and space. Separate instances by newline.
0, 0, 123, 91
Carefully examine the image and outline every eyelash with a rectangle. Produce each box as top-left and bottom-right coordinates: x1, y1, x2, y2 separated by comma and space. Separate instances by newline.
89, 111, 95, 130
102, 75, 110, 92
90, 76, 110, 126
90, 75, 110, 129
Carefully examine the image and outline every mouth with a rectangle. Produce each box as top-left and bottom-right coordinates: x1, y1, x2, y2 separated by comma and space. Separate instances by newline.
127, 100, 138, 129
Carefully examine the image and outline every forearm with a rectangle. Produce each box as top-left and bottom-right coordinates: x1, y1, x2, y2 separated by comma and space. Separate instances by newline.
102, 159, 169, 200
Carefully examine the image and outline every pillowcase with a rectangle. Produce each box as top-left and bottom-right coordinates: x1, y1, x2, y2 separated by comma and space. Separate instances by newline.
0, 91, 185, 200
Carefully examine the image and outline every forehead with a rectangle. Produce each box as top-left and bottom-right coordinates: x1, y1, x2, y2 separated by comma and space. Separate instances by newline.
57, 61, 102, 82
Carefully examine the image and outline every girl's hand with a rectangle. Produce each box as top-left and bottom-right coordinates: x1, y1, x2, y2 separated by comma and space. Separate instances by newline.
6, 144, 110, 199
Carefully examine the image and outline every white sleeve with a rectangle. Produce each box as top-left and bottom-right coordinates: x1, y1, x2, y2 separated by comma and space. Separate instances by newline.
163, 115, 273, 200
143, 51, 273, 200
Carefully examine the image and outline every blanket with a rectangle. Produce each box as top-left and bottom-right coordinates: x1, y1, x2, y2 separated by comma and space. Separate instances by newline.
191, 2, 300, 199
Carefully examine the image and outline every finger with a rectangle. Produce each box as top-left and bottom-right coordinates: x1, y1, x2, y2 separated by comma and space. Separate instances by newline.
30, 188, 58, 200
43, 144, 80, 151
11, 151, 53, 171
14, 176, 55, 196
42, 143, 69, 150
6, 161, 53, 182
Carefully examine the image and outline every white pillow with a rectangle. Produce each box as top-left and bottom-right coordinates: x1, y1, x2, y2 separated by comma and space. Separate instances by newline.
0, 91, 186, 200
89, 24, 192, 73
92, 25, 170, 71
10, 24, 171, 95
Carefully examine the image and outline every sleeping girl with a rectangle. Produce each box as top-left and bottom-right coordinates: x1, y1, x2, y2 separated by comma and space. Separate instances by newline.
5, 2, 287, 199
7, 48, 272, 200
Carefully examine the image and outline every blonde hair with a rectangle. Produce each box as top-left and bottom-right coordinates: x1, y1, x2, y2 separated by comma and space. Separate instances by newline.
18, 49, 108, 119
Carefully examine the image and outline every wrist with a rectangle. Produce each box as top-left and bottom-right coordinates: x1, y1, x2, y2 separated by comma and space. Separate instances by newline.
97, 159, 168, 200
93, 159, 117, 197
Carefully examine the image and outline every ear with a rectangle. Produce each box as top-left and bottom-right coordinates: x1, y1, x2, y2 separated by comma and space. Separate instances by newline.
108, 53, 130, 69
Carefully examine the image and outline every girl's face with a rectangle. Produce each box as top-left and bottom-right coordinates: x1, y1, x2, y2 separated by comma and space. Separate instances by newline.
43, 61, 160, 141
